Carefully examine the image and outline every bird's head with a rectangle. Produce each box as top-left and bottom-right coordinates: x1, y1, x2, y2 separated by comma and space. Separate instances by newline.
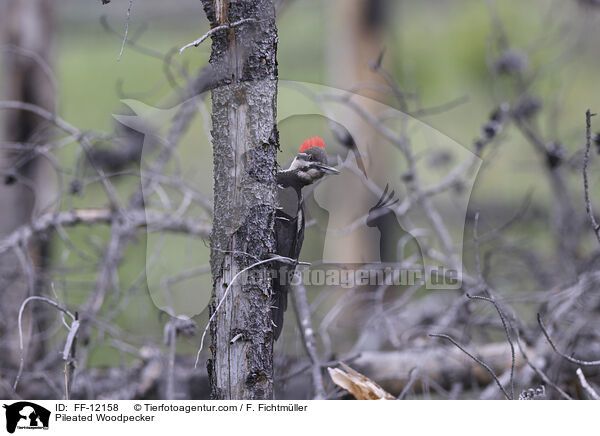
281, 137, 339, 188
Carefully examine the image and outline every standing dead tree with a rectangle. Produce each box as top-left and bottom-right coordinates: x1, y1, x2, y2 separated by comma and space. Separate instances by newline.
0, 0, 56, 372
199, 0, 279, 399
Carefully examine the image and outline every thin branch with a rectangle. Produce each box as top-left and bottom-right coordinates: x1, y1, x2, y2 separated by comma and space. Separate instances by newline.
584, 109, 600, 245
63, 315, 80, 400
100, 15, 170, 61
0, 101, 122, 209
0, 208, 211, 256
117, 0, 134, 61
179, 18, 256, 54
473, 212, 483, 282
429, 333, 511, 400
291, 283, 326, 399
576, 368, 600, 400
466, 293, 515, 400
515, 333, 572, 400
469, 211, 516, 398
537, 313, 600, 366
165, 320, 177, 400
397, 367, 419, 400
14, 296, 76, 390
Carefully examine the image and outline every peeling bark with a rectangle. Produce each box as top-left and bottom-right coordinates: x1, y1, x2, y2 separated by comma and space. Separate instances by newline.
201, 0, 279, 399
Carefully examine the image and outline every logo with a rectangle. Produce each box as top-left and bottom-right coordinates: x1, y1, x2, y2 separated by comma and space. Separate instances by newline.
113, 80, 481, 318
2, 402, 50, 434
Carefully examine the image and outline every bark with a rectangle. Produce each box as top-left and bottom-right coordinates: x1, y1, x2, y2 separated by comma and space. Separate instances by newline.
0, 0, 56, 371
201, 0, 279, 399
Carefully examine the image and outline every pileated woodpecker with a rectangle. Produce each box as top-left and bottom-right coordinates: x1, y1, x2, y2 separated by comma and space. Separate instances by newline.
272, 137, 339, 340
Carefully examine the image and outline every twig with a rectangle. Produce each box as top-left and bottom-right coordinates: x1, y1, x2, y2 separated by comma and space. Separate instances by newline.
537, 313, 600, 366
429, 333, 511, 399
165, 320, 177, 400
0, 101, 122, 210
117, 0, 134, 61
473, 212, 483, 282
76, 220, 128, 371
576, 368, 600, 400
584, 109, 600, 245
469, 212, 515, 398
466, 293, 515, 400
279, 353, 362, 383
397, 367, 419, 400
0, 208, 211, 256
179, 18, 256, 54
63, 314, 80, 400
515, 333, 572, 400
291, 283, 326, 399
100, 15, 170, 61
14, 296, 76, 390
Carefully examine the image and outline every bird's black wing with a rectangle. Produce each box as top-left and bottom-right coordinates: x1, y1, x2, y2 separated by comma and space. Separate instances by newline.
272, 198, 305, 340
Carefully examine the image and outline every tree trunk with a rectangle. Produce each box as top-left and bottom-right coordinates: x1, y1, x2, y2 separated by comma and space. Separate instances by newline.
325, 0, 391, 342
201, 0, 279, 400
324, 0, 388, 265
0, 0, 56, 374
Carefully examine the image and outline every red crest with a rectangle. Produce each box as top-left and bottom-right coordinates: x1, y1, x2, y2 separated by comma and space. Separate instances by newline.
299, 136, 325, 152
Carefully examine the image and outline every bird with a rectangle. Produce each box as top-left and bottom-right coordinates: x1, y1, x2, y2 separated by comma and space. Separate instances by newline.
272, 136, 339, 340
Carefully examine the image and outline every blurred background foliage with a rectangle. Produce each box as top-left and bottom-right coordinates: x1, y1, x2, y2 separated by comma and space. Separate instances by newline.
56, 0, 600, 210
35, 0, 600, 364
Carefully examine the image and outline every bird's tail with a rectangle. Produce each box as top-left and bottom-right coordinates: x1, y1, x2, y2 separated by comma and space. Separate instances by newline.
271, 270, 290, 341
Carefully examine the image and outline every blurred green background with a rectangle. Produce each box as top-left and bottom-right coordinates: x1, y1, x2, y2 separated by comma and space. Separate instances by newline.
56, 0, 600, 207
48, 0, 600, 364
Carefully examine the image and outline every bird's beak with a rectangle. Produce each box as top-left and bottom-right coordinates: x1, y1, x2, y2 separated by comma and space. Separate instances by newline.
315, 163, 340, 174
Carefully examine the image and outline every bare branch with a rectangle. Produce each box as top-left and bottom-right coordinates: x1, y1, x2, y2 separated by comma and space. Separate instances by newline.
117, 0, 134, 62
466, 293, 515, 400
429, 333, 511, 400
14, 296, 76, 390
515, 333, 572, 400
538, 313, 600, 366
576, 368, 600, 400
179, 18, 256, 54
0, 208, 211, 256
397, 367, 419, 400
0, 101, 122, 209
584, 109, 600, 245
291, 283, 326, 399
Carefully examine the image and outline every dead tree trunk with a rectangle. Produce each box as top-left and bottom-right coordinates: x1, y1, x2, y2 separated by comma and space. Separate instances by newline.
0, 0, 56, 375
326, 0, 390, 339
201, 0, 279, 399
